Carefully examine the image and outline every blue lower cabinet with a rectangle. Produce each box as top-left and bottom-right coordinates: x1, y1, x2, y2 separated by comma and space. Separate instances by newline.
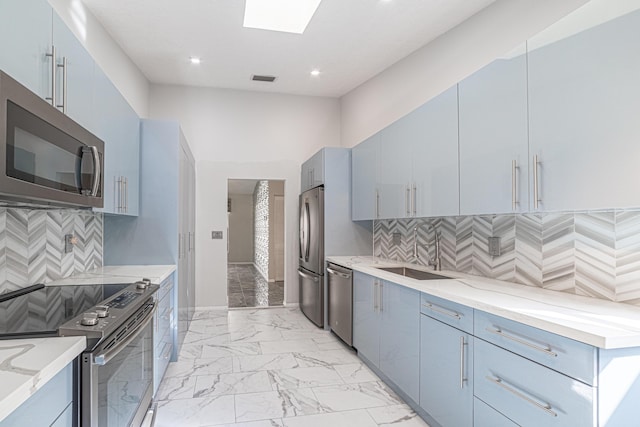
353, 272, 381, 367
474, 398, 519, 427
379, 280, 420, 402
474, 337, 595, 427
420, 314, 473, 427
0, 362, 73, 427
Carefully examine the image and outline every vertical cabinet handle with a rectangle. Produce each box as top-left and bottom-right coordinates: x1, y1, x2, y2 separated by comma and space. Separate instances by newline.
46, 46, 56, 106
459, 336, 467, 388
116, 177, 122, 212
533, 155, 541, 210
379, 282, 383, 312
373, 280, 378, 311
124, 177, 128, 213
512, 160, 519, 211
412, 184, 417, 217
56, 57, 67, 113
405, 185, 410, 217
375, 190, 380, 219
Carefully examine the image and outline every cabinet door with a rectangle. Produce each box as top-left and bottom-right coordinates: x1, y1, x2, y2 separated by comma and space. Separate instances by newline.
459, 47, 529, 215
379, 281, 420, 402
310, 150, 324, 188
528, 10, 640, 211
412, 86, 460, 217
351, 134, 379, 220
93, 67, 140, 215
52, 13, 95, 132
301, 161, 310, 191
474, 398, 518, 427
378, 116, 413, 219
0, 0, 52, 100
353, 272, 380, 367
420, 315, 473, 427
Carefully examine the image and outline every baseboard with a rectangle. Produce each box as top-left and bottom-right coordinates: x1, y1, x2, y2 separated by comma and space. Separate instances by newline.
228, 262, 253, 265
283, 302, 299, 308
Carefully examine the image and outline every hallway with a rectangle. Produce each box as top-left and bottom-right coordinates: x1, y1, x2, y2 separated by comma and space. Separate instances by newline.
228, 264, 284, 308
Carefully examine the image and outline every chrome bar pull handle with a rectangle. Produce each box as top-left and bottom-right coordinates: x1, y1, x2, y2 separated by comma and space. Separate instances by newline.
486, 327, 557, 357
406, 185, 410, 217
486, 376, 558, 417
422, 302, 462, 320
375, 190, 380, 219
512, 160, 519, 211
379, 282, 383, 312
56, 57, 67, 113
533, 155, 540, 210
45, 46, 56, 106
124, 177, 128, 213
460, 336, 467, 389
412, 184, 417, 216
373, 280, 378, 311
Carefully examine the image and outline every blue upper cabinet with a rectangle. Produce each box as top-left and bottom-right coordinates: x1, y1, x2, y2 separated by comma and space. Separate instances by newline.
93, 67, 140, 216
351, 133, 379, 220
52, 13, 96, 133
378, 116, 413, 219
301, 150, 324, 191
528, 9, 640, 212
459, 46, 529, 215
411, 86, 459, 218
353, 85, 460, 220
0, 0, 52, 100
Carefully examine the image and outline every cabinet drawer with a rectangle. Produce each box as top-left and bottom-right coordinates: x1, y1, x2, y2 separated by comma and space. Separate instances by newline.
474, 398, 518, 427
421, 293, 473, 334
474, 338, 595, 427
474, 311, 596, 385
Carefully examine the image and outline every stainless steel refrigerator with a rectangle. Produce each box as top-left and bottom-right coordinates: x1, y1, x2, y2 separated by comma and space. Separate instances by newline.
298, 186, 324, 327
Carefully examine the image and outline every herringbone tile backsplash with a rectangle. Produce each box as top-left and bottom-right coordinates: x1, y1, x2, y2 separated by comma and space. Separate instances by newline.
374, 211, 640, 305
0, 208, 103, 294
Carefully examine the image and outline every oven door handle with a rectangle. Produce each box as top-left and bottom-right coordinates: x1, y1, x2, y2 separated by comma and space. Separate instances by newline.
93, 303, 156, 366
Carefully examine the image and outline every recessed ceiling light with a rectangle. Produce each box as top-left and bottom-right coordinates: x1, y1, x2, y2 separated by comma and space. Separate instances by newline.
310, 69, 321, 77
243, 0, 322, 34
190, 57, 201, 65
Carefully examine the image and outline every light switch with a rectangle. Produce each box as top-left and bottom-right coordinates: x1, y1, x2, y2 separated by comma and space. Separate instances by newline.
212, 231, 223, 239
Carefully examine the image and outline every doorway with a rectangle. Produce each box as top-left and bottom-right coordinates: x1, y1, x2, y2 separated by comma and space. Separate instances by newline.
227, 179, 285, 308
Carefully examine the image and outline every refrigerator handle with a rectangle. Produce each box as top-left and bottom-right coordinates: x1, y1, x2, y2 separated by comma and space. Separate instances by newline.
304, 201, 311, 262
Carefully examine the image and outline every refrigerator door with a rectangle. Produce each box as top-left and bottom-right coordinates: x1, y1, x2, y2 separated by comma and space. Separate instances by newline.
299, 187, 324, 274
298, 267, 324, 327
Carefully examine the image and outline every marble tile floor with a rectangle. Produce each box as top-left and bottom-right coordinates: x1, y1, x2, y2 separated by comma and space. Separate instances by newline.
228, 264, 285, 308
155, 307, 430, 427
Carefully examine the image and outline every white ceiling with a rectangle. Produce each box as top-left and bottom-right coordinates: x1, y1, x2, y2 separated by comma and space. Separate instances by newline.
81, 0, 496, 97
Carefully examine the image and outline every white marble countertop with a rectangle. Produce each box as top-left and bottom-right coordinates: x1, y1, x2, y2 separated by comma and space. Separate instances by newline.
327, 256, 640, 350
0, 336, 86, 422
46, 265, 176, 287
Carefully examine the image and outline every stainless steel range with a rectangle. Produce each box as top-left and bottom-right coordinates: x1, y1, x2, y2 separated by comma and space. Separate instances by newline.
0, 279, 158, 427
59, 280, 158, 427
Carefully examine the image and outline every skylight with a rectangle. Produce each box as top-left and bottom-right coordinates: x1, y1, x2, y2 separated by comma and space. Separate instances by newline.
243, 0, 322, 34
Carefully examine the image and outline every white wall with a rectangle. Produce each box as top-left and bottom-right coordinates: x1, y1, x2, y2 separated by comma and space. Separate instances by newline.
227, 193, 254, 263
149, 85, 341, 307
340, 0, 590, 148
48, 0, 150, 117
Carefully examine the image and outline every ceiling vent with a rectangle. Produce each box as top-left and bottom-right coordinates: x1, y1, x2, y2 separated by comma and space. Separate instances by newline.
251, 75, 277, 82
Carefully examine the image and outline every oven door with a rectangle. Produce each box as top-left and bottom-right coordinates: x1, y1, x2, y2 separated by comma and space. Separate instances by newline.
0, 71, 104, 208
82, 303, 155, 427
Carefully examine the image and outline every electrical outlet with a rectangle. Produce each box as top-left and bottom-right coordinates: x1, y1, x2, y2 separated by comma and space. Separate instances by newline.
488, 236, 501, 257
392, 232, 402, 245
211, 231, 223, 239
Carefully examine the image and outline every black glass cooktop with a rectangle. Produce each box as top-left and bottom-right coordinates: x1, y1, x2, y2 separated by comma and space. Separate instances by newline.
0, 283, 130, 339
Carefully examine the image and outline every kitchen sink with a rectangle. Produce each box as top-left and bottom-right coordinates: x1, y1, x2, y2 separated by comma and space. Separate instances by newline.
375, 266, 451, 281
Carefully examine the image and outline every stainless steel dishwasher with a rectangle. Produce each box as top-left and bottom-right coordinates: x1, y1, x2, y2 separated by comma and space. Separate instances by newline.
327, 263, 353, 346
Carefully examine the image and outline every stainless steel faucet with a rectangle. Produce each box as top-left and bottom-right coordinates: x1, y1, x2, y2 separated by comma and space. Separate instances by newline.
413, 224, 442, 271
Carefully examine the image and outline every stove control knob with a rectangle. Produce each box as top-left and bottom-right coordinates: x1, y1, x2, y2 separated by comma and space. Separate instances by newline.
142, 278, 151, 285
81, 312, 99, 326
95, 305, 109, 318
136, 281, 148, 290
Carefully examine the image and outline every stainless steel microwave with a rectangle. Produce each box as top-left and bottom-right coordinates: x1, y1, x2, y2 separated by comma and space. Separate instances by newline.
0, 71, 103, 208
